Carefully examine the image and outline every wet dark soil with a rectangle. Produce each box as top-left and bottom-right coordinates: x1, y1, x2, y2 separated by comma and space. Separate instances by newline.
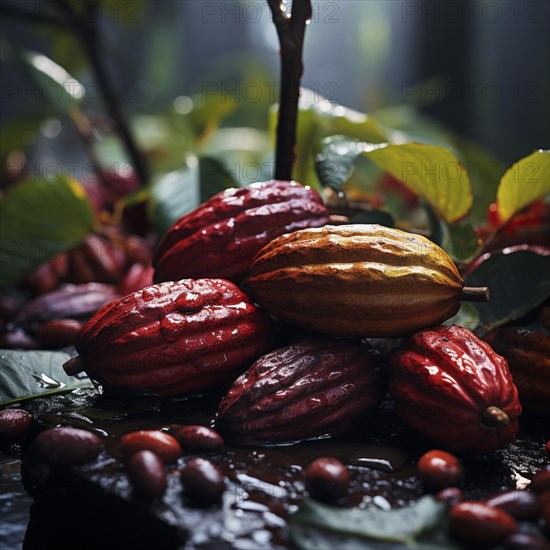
4, 387, 547, 550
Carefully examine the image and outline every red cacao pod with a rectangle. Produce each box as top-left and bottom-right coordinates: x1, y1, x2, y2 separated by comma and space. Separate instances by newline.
491, 306, 550, 416
118, 263, 154, 296
25, 254, 68, 295
17, 283, 120, 327
389, 325, 521, 454
64, 279, 272, 396
216, 338, 384, 444
152, 180, 329, 283
35, 319, 83, 348
66, 234, 126, 285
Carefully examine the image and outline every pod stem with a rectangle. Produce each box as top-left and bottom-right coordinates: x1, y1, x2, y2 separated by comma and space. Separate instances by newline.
63, 356, 86, 376
460, 286, 490, 302
482, 406, 510, 429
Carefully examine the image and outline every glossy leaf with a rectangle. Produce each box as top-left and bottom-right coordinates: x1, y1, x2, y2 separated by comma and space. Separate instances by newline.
200, 127, 272, 186
148, 159, 201, 236
0, 350, 93, 406
367, 143, 472, 223
316, 136, 473, 223
440, 221, 482, 264
0, 175, 95, 289
289, 497, 455, 548
269, 89, 390, 187
190, 91, 238, 143
465, 248, 550, 336
290, 526, 459, 550
199, 156, 238, 202
497, 150, 550, 223
315, 137, 366, 189
20, 49, 85, 113
444, 302, 480, 333
370, 104, 453, 148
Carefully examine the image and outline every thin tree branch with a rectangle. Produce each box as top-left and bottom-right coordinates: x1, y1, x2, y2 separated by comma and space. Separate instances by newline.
267, 0, 292, 46
4, 0, 149, 186
267, 0, 312, 181
49, 0, 150, 185
289, 0, 312, 39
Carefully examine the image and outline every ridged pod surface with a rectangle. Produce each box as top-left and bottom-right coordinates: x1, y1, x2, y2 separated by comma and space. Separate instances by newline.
68, 279, 272, 396
152, 180, 329, 283
246, 224, 464, 337
491, 307, 550, 415
216, 338, 385, 444
389, 325, 521, 454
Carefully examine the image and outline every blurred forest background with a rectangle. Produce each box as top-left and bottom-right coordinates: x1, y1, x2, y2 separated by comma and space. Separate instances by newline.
1, 0, 548, 173
0, 0, 548, 245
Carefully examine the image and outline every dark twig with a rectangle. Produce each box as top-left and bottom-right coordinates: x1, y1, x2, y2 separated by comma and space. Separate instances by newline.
267, 0, 312, 181
3, 0, 149, 186
51, 0, 149, 185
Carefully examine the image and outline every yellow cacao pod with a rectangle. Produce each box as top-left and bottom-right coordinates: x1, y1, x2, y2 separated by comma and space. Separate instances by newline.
246, 224, 468, 337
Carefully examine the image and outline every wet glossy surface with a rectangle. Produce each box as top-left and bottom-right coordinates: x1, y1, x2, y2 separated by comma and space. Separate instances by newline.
1, 387, 548, 549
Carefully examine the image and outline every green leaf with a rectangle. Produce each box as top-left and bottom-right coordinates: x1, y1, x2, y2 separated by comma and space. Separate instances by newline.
269, 89, 390, 187
290, 525, 459, 550
0, 350, 93, 406
148, 158, 201, 236
497, 150, 550, 223
298, 89, 389, 143
0, 175, 95, 289
199, 128, 272, 186
439, 221, 482, 264
444, 302, 480, 333
2, 42, 85, 113
199, 156, 238, 202
315, 137, 367, 189
367, 143, 473, 223
290, 497, 455, 547
465, 248, 550, 336
0, 117, 41, 161
316, 136, 473, 223
189, 91, 238, 142
370, 104, 453, 147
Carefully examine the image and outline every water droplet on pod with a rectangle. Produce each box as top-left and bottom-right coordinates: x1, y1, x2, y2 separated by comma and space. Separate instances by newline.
160, 313, 187, 342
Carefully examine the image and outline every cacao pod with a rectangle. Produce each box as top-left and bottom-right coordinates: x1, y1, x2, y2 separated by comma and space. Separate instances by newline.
491, 306, 550, 416
389, 325, 521, 454
245, 224, 477, 337
25, 254, 68, 295
117, 263, 154, 296
66, 234, 126, 285
64, 279, 272, 396
152, 180, 329, 283
17, 283, 119, 327
216, 337, 384, 444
